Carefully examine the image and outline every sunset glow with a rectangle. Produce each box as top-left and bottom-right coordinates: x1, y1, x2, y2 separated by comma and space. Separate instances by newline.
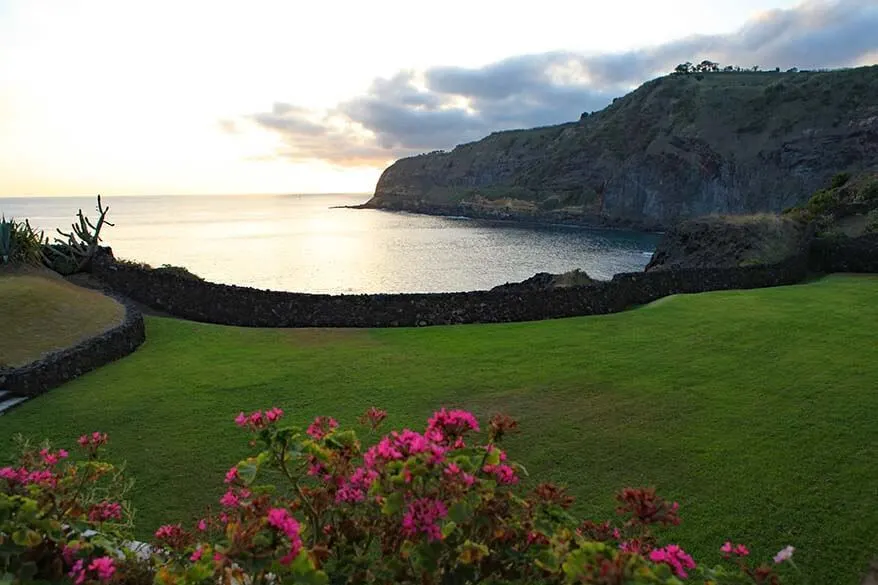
1, 0, 873, 197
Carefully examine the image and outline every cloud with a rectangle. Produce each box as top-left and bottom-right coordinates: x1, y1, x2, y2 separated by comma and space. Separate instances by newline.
243, 0, 878, 167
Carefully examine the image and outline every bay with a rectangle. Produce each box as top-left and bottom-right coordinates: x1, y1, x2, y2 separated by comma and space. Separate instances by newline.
0, 193, 658, 294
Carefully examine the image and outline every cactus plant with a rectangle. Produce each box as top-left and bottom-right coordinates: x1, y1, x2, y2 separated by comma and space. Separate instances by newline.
45, 195, 113, 274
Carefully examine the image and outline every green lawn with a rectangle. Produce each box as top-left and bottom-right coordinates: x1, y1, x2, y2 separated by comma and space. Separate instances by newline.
2, 275, 877, 584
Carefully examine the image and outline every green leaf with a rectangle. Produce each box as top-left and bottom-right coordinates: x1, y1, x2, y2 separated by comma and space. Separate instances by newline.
289, 550, 315, 574
448, 501, 472, 524
293, 569, 329, 585
382, 491, 405, 516
11, 529, 41, 548
325, 430, 358, 449
441, 520, 457, 538
236, 458, 259, 484
485, 449, 501, 466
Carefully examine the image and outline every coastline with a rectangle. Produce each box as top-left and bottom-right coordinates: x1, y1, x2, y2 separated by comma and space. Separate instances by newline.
336, 201, 666, 233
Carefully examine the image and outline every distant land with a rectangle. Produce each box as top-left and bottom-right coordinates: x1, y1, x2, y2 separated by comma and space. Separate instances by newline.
361, 65, 878, 230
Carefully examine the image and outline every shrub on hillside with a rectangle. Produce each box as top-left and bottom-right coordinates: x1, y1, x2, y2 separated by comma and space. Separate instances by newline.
1, 410, 803, 584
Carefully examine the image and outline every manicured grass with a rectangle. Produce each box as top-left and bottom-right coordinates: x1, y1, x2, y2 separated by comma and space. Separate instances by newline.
2, 275, 877, 583
0, 273, 124, 366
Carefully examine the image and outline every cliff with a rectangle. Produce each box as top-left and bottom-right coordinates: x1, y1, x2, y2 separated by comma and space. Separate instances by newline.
364, 66, 878, 229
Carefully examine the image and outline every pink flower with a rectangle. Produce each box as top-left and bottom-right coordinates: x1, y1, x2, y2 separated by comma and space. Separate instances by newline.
306, 416, 338, 440
649, 545, 696, 579
61, 543, 80, 565
483, 463, 518, 485
40, 448, 68, 465
721, 541, 749, 557
155, 524, 184, 540
235, 409, 282, 431
197, 519, 208, 531
219, 489, 240, 508
0, 467, 17, 481
774, 545, 795, 564
78, 432, 108, 452
224, 466, 238, 484
266, 508, 303, 564
69, 559, 86, 585
88, 501, 123, 522
335, 466, 378, 503
401, 498, 448, 542
190, 548, 203, 562
426, 409, 480, 444
359, 406, 387, 430
444, 463, 476, 487
335, 484, 366, 503
88, 557, 115, 583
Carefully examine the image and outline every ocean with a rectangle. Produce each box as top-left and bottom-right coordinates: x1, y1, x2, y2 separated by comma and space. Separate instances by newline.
0, 193, 659, 294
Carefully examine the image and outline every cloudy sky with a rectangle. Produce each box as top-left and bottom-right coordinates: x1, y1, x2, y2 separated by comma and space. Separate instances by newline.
1, 0, 876, 197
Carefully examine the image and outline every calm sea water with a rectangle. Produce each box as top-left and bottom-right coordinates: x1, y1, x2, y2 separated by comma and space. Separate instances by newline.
0, 194, 658, 294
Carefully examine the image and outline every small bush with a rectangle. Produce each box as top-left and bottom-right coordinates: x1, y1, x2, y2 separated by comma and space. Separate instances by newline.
830, 172, 851, 189
805, 188, 838, 216
0, 217, 46, 266
154, 264, 203, 281
856, 179, 878, 203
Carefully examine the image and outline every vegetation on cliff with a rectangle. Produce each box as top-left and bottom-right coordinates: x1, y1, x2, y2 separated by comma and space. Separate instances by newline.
366, 66, 878, 228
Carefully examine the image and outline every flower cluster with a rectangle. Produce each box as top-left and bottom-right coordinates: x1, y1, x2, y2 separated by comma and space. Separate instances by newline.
0, 433, 132, 585
722, 540, 751, 557
154, 524, 191, 550
78, 432, 109, 451
234, 407, 284, 430
401, 497, 448, 541
650, 544, 697, 578
266, 508, 303, 564
87, 501, 123, 523
40, 447, 69, 465
306, 415, 338, 440
426, 408, 480, 445
69, 557, 115, 584
0, 466, 57, 487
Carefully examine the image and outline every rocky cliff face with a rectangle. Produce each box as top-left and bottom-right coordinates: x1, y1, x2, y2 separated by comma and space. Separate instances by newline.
365, 67, 878, 229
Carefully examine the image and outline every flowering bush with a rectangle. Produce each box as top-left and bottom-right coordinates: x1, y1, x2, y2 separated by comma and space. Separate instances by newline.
0, 433, 133, 584
1, 409, 802, 585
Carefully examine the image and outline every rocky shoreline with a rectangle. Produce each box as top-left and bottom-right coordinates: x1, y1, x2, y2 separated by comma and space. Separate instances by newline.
342, 201, 665, 232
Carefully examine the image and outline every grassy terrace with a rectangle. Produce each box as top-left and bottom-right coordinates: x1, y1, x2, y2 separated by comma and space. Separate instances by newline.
2, 275, 877, 583
0, 271, 124, 367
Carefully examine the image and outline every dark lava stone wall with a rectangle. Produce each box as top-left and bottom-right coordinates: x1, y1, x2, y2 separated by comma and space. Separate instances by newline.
810, 233, 878, 273
0, 298, 145, 397
91, 253, 809, 329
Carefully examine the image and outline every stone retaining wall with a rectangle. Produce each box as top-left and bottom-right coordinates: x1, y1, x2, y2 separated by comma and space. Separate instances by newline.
91, 253, 809, 328
810, 233, 878, 273
0, 298, 146, 397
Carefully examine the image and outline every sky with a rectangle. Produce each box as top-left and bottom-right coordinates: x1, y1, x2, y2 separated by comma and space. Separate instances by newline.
1, 0, 876, 197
